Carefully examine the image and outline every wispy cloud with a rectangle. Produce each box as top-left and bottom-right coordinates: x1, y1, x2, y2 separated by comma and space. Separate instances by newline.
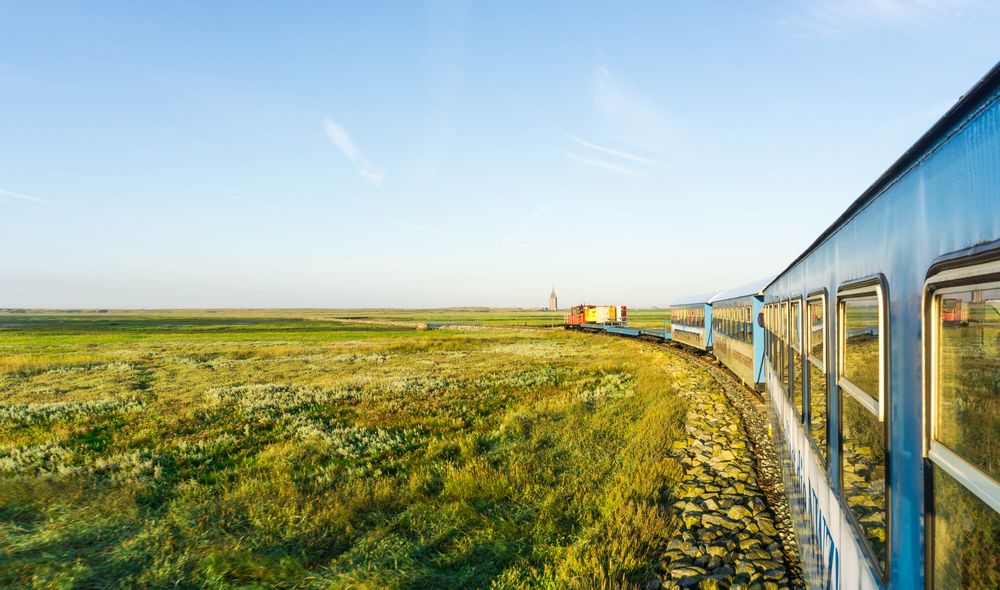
0, 188, 50, 205
397, 221, 471, 239
781, 0, 973, 37
528, 204, 550, 220
502, 204, 552, 243
323, 117, 384, 188
563, 131, 659, 166
565, 152, 638, 177
593, 65, 674, 154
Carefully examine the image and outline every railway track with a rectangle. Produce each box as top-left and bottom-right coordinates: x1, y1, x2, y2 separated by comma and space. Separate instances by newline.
587, 330, 805, 588
662, 341, 804, 588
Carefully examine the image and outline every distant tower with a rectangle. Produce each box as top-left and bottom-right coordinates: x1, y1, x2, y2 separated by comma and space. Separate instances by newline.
548, 287, 558, 311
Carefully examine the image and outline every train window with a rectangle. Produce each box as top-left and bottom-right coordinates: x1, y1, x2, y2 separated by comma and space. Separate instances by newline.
763, 305, 770, 360
841, 296, 881, 403
807, 295, 828, 464
810, 298, 825, 363
837, 284, 888, 577
925, 266, 1000, 589
769, 304, 776, 370
780, 301, 789, 390
791, 299, 804, 419
773, 307, 779, 358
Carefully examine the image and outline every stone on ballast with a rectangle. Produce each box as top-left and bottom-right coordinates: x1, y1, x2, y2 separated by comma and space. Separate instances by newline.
758, 519, 777, 537
683, 512, 702, 529
763, 568, 784, 581
728, 505, 751, 521
706, 545, 727, 558
754, 560, 783, 572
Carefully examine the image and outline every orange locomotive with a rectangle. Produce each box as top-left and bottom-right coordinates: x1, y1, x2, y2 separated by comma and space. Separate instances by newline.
565, 305, 628, 326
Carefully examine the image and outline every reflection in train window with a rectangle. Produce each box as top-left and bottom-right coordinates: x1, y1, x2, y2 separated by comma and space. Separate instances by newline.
930, 283, 1000, 588
791, 299, 803, 418
932, 466, 1000, 589
771, 304, 778, 372
937, 286, 1000, 480
764, 305, 771, 367
808, 297, 827, 463
838, 290, 886, 577
842, 296, 880, 400
842, 392, 887, 570
771, 303, 778, 372
810, 299, 824, 363
780, 301, 789, 390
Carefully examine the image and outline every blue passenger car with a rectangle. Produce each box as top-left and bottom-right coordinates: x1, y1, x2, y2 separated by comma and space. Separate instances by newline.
763, 62, 1000, 589
709, 277, 770, 391
670, 292, 718, 351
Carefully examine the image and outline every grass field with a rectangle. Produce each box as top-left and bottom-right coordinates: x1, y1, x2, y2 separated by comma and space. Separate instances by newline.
0, 310, 688, 589
0, 307, 672, 331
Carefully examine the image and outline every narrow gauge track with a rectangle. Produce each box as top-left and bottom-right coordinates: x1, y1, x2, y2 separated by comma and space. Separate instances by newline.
577, 326, 805, 588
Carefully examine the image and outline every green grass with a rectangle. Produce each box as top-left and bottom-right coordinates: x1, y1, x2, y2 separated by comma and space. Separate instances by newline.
621, 310, 671, 331
0, 307, 672, 331
0, 311, 689, 589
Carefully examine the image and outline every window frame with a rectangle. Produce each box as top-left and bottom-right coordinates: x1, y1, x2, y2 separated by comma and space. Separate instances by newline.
836, 275, 891, 584
790, 295, 805, 418
807, 289, 829, 465
790, 296, 804, 353
837, 281, 887, 420
779, 299, 789, 390
807, 291, 827, 370
923, 260, 1000, 516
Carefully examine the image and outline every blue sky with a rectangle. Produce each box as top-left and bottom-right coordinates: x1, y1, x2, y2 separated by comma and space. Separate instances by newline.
2, 1, 998, 308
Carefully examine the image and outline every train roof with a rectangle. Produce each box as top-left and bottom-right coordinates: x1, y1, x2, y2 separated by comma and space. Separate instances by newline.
671, 291, 723, 306
765, 59, 1000, 291
710, 276, 774, 303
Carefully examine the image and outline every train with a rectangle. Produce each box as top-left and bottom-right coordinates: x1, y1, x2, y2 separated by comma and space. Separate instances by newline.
565, 304, 628, 326
566, 61, 1000, 589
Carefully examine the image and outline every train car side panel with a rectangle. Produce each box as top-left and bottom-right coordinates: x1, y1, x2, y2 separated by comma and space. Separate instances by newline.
764, 65, 1000, 588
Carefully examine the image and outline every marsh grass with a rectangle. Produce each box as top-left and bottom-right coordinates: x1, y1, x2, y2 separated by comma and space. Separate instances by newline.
0, 313, 687, 589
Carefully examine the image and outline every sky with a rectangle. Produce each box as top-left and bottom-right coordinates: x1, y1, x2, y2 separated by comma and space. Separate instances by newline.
2, 1, 999, 309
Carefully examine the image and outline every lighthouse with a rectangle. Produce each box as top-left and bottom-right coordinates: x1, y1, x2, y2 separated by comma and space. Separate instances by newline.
548, 288, 558, 311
